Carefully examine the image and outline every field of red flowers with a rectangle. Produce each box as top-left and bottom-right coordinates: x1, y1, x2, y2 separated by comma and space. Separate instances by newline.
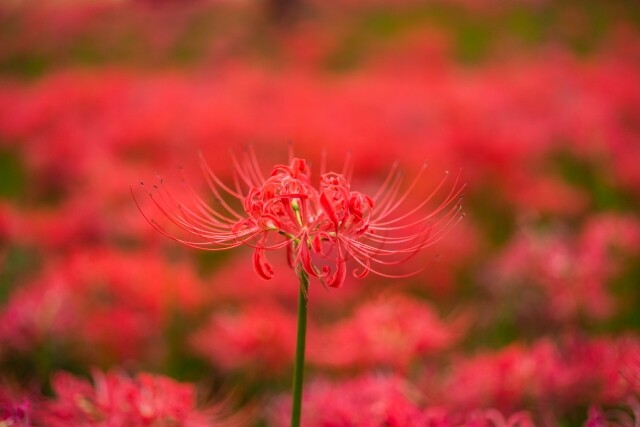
1, 0, 639, 425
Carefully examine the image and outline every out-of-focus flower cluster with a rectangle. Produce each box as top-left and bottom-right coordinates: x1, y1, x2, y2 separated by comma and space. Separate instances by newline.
1, 370, 245, 427
1, 0, 639, 425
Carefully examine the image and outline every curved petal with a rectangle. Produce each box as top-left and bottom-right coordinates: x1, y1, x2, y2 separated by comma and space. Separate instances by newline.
253, 246, 274, 280
324, 247, 346, 288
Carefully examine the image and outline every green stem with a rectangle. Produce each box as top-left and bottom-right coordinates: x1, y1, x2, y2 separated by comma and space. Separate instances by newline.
290, 269, 309, 427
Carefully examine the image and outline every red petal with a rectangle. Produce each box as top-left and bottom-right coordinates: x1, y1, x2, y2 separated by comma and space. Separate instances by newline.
299, 243, 321, 277
311, 235, 323, 253
253, 247, 274, 280
320, 192, 339, 230
286, 243, 294, 268
325, 248, 346, 288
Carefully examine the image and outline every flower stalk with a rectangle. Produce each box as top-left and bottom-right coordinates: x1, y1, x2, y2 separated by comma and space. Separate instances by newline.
290, 268, 309, 427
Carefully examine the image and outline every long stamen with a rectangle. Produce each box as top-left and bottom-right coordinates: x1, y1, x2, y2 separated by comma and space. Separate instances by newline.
339, 237, 425, 279
372, 161, 400, 202
374, 171, 405, 218
372, 162, 427, 221
243, 147, 264, 187
342, 150, 354, 182
199, 153, 243, 199
133, 187, 261, 250
373, 172, 464, 226
230, 150, 260, 188
248, 145, 266, 183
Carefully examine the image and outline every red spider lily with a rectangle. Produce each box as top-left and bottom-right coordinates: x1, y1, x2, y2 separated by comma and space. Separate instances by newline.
137, 149, 464, 289
269, 374, 425, 426
268, 374, 535, 427
40, 370, 246, 427
190, 303, 299, 374
0, 249, 207, 362
437, 336, 640, 412
308, 293, 467, 371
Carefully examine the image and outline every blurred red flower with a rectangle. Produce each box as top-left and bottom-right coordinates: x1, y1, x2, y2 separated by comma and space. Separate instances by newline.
487, 214, 640, 324
191, 303, 298, 374
0, 250, 207, 364
268, 374, 425, 426
439, 336, 640, 412
308, 293, 467, 371
39, 370, 242, 427
268, 374, 535, 427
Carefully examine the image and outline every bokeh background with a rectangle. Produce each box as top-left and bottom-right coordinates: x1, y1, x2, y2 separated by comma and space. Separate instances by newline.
1, 0, 639, 425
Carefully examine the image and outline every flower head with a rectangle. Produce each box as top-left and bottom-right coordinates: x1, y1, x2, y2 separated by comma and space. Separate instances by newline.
137, 149, 463, 289
40, 370, 246, 427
